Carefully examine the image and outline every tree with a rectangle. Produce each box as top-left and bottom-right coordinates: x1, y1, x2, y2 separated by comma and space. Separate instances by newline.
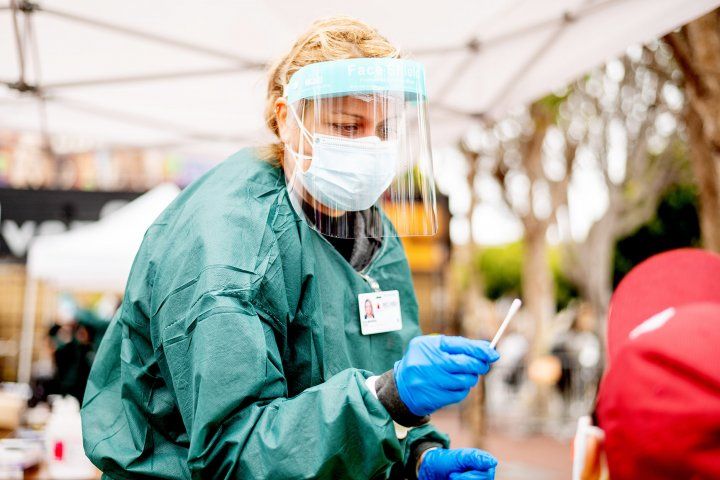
475, 241, 577, 310
456, 138, 491, 341
613, 183, 701, 286
665, 10, 720, 253
561, 47, 686, 332
461, 96, 573, 357
456, 96, 572, 432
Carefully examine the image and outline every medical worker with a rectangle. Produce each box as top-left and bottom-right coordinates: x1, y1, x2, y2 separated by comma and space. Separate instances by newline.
81, 16, 500, 479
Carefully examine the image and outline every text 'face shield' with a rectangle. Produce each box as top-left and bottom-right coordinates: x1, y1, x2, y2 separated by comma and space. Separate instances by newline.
282, 58, 437, 239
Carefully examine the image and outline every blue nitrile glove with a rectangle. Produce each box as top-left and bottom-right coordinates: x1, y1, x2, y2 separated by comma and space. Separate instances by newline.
394, 335, 500, 416
419, 448, 497, 480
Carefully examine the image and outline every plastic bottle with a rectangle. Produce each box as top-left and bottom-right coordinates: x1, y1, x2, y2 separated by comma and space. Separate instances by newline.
0, 447, 23, 480
44, 396, 95, 480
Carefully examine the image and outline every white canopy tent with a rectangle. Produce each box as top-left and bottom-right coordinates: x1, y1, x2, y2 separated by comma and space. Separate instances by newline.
18, 183, 179, 382
2, 0, 719, 382
1, 0, 719, 155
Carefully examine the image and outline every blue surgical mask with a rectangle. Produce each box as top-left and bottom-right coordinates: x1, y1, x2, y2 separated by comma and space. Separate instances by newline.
287, 106, 398, 212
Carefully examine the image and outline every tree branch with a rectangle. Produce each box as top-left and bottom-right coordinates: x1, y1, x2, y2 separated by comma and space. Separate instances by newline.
664, 30, 703, 95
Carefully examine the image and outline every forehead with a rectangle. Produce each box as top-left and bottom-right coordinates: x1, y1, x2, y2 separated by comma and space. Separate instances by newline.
311, 94, 402, 116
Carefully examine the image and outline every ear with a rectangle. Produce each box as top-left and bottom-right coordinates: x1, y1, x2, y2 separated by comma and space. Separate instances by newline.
275, 97, 289, 143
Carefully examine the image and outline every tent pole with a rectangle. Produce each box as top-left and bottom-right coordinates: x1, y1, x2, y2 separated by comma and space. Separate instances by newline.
18, 274, 38, 384
9, 0, 27, 86
43, 67, 242, 89
38, 6, 263, 68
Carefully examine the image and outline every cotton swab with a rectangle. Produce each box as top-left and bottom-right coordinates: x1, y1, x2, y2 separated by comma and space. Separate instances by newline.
490, 298, 522, 349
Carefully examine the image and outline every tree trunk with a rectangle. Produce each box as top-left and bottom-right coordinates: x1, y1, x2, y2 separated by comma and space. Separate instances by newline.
522, 216, 555, 431
457, 143, 489, 444
457, 243, 488, 444
522, 103, 555, 357
522, 217, 554, 357
569, 212, 616, 344
666, 11, 720, 252
686, 106, 720, 252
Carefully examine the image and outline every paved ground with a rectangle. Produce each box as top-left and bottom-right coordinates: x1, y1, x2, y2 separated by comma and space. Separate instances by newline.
432, 408, 573, 480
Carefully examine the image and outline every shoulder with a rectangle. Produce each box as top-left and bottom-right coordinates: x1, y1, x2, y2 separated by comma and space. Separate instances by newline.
127, 149, 295, 316
150, 148, 285, 249
155, 148, 283, 227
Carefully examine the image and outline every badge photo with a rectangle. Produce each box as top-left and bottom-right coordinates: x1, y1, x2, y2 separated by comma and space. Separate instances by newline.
358, 290, 403, 335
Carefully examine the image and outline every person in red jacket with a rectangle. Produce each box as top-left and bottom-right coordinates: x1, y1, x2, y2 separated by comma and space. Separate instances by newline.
573, 248, 720, 480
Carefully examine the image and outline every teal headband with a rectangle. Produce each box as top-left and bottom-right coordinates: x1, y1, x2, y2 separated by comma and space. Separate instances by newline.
284, 58, 427, 104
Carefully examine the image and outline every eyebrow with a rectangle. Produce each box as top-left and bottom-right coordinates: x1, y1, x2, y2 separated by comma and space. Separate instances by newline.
330, 110, 364, 120
376, 117, 398, 126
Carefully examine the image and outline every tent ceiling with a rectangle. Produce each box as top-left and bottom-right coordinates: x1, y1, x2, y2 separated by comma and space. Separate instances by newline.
1, 0, 718, 153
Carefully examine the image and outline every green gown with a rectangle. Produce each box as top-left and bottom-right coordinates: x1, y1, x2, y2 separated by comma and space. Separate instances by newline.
81, 148, 448, 479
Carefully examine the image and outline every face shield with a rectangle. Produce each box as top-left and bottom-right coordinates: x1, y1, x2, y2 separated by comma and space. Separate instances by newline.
282, 58, 437, 239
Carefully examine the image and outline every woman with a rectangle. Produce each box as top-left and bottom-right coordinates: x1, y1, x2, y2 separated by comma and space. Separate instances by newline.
364, 299, 376, 320
82, 17, 499, 479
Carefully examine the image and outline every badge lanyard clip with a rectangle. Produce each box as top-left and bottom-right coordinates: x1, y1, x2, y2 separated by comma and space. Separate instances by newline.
359, 272, 381, 292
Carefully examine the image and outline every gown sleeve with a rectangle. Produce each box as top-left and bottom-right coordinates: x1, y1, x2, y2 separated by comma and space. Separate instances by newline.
160, 292, 411, 479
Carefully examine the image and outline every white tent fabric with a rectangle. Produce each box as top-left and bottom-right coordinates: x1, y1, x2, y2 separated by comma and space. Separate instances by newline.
1, 0, 719, 154
26, 182, 180, 291
17, 183, 179, 382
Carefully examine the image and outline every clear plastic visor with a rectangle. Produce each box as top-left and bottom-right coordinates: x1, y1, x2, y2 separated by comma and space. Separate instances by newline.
282, 62, 437, 239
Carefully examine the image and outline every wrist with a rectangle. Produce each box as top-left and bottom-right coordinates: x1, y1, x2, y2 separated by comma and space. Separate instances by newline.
375, 369, 430, 427
416, 446, 440, 479
365, 375, 412, 439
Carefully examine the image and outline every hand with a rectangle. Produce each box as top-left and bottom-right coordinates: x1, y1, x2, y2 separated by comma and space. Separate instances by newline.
394, 335, 500, 416
418, 448, 497, 480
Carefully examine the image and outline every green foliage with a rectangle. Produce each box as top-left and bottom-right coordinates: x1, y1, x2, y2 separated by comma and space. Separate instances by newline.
613, 184, 701, 287
475, 242, 523, 300
537, 91, 570, 122
474, 241, 578, 309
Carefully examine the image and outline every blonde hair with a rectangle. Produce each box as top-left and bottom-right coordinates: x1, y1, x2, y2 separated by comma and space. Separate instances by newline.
260, 16, 400, 165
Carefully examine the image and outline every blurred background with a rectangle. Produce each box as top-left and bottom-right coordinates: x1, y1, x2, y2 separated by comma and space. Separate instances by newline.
1, 1, 720, 478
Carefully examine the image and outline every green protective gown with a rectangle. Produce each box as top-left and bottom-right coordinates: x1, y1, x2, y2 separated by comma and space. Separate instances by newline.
81, 148, 449, 479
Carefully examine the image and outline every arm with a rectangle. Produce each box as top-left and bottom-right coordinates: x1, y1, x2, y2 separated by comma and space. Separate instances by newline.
368, 335, 501, 479
403, 427, 449, 479
160, 296, 406, 479
365, 371, 449, 478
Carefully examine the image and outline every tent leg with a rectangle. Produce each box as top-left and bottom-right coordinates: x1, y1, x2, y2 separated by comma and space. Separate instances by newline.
18, 276, 37, 384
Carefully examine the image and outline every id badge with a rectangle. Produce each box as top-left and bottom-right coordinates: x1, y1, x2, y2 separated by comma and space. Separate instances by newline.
358, 290, 403, 335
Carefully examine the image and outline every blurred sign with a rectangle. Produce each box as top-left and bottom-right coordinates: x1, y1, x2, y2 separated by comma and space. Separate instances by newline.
0, 131, 218, 192
0, 188, 140, 258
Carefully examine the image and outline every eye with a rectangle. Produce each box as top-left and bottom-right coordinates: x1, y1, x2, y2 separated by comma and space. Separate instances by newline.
331, 123, 360, 136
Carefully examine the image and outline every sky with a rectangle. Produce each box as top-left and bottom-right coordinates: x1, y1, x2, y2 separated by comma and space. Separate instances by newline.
433, 142, 613, 247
